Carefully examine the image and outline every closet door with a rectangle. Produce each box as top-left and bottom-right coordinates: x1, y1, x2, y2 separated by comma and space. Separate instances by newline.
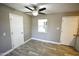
10, 13, 24, 48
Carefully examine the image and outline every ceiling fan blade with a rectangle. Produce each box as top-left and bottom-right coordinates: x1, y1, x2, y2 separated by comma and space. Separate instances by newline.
25, 6, 33, 11
39, 12, 46, 15
39, 8, 46, 11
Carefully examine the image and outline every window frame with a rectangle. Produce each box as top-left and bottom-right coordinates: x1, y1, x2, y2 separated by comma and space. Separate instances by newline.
38, 19, 48, 33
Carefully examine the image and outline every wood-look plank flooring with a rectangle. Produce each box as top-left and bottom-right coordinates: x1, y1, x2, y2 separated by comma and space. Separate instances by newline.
6, 39, 79, 56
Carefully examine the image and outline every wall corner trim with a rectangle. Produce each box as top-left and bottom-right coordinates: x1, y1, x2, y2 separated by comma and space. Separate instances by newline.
31, 37, 61, 45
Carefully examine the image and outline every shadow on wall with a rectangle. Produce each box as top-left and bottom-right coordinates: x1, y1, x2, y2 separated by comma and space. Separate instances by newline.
70, 38, 76, 47
24, 33, 31, 41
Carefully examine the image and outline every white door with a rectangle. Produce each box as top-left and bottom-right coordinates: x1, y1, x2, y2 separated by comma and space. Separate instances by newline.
10, 13, 24, 48
60, 16, 79, 46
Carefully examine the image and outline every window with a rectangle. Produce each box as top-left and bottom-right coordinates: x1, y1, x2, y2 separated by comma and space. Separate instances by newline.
38, 19, 47, 33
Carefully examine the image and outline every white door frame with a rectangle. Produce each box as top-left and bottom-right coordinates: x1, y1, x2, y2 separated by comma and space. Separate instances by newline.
60, 16, 79, 46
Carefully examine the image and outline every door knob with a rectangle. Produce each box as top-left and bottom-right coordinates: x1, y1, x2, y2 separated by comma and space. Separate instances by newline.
73, 34, 79, 36
73, 34, 77, 36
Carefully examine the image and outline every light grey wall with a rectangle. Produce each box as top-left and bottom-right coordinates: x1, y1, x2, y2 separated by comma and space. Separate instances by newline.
23, 13, 32, 41
48, 15, 62, 42
32, 12, 79, 43
0, 4, 32, 53
32, 15, 62, 42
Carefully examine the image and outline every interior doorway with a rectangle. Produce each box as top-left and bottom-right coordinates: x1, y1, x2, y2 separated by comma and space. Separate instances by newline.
60, 16, 79, 46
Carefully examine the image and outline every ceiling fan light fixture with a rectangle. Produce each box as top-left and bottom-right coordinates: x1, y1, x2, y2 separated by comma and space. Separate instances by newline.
32, 11, 38, 16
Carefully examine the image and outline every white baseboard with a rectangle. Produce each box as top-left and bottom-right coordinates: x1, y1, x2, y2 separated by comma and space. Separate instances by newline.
0, 38, 31, 56
31, 37, 61, 45
1, 37, 61, 56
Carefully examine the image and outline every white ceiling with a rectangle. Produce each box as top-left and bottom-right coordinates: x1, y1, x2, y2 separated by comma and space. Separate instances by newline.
3, 3, 79, 15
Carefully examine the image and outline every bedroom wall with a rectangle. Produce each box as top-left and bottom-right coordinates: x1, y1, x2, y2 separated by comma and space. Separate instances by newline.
0, 4, 32, 53
32, 15, 62, 42
32, 12, 79, 43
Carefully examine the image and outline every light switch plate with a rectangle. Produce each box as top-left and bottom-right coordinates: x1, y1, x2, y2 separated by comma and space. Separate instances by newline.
56, 27, 60, 30
3, 32, 6, 36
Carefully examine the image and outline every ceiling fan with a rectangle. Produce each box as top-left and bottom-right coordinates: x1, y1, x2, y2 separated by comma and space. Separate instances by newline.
24, 4, 46, 16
